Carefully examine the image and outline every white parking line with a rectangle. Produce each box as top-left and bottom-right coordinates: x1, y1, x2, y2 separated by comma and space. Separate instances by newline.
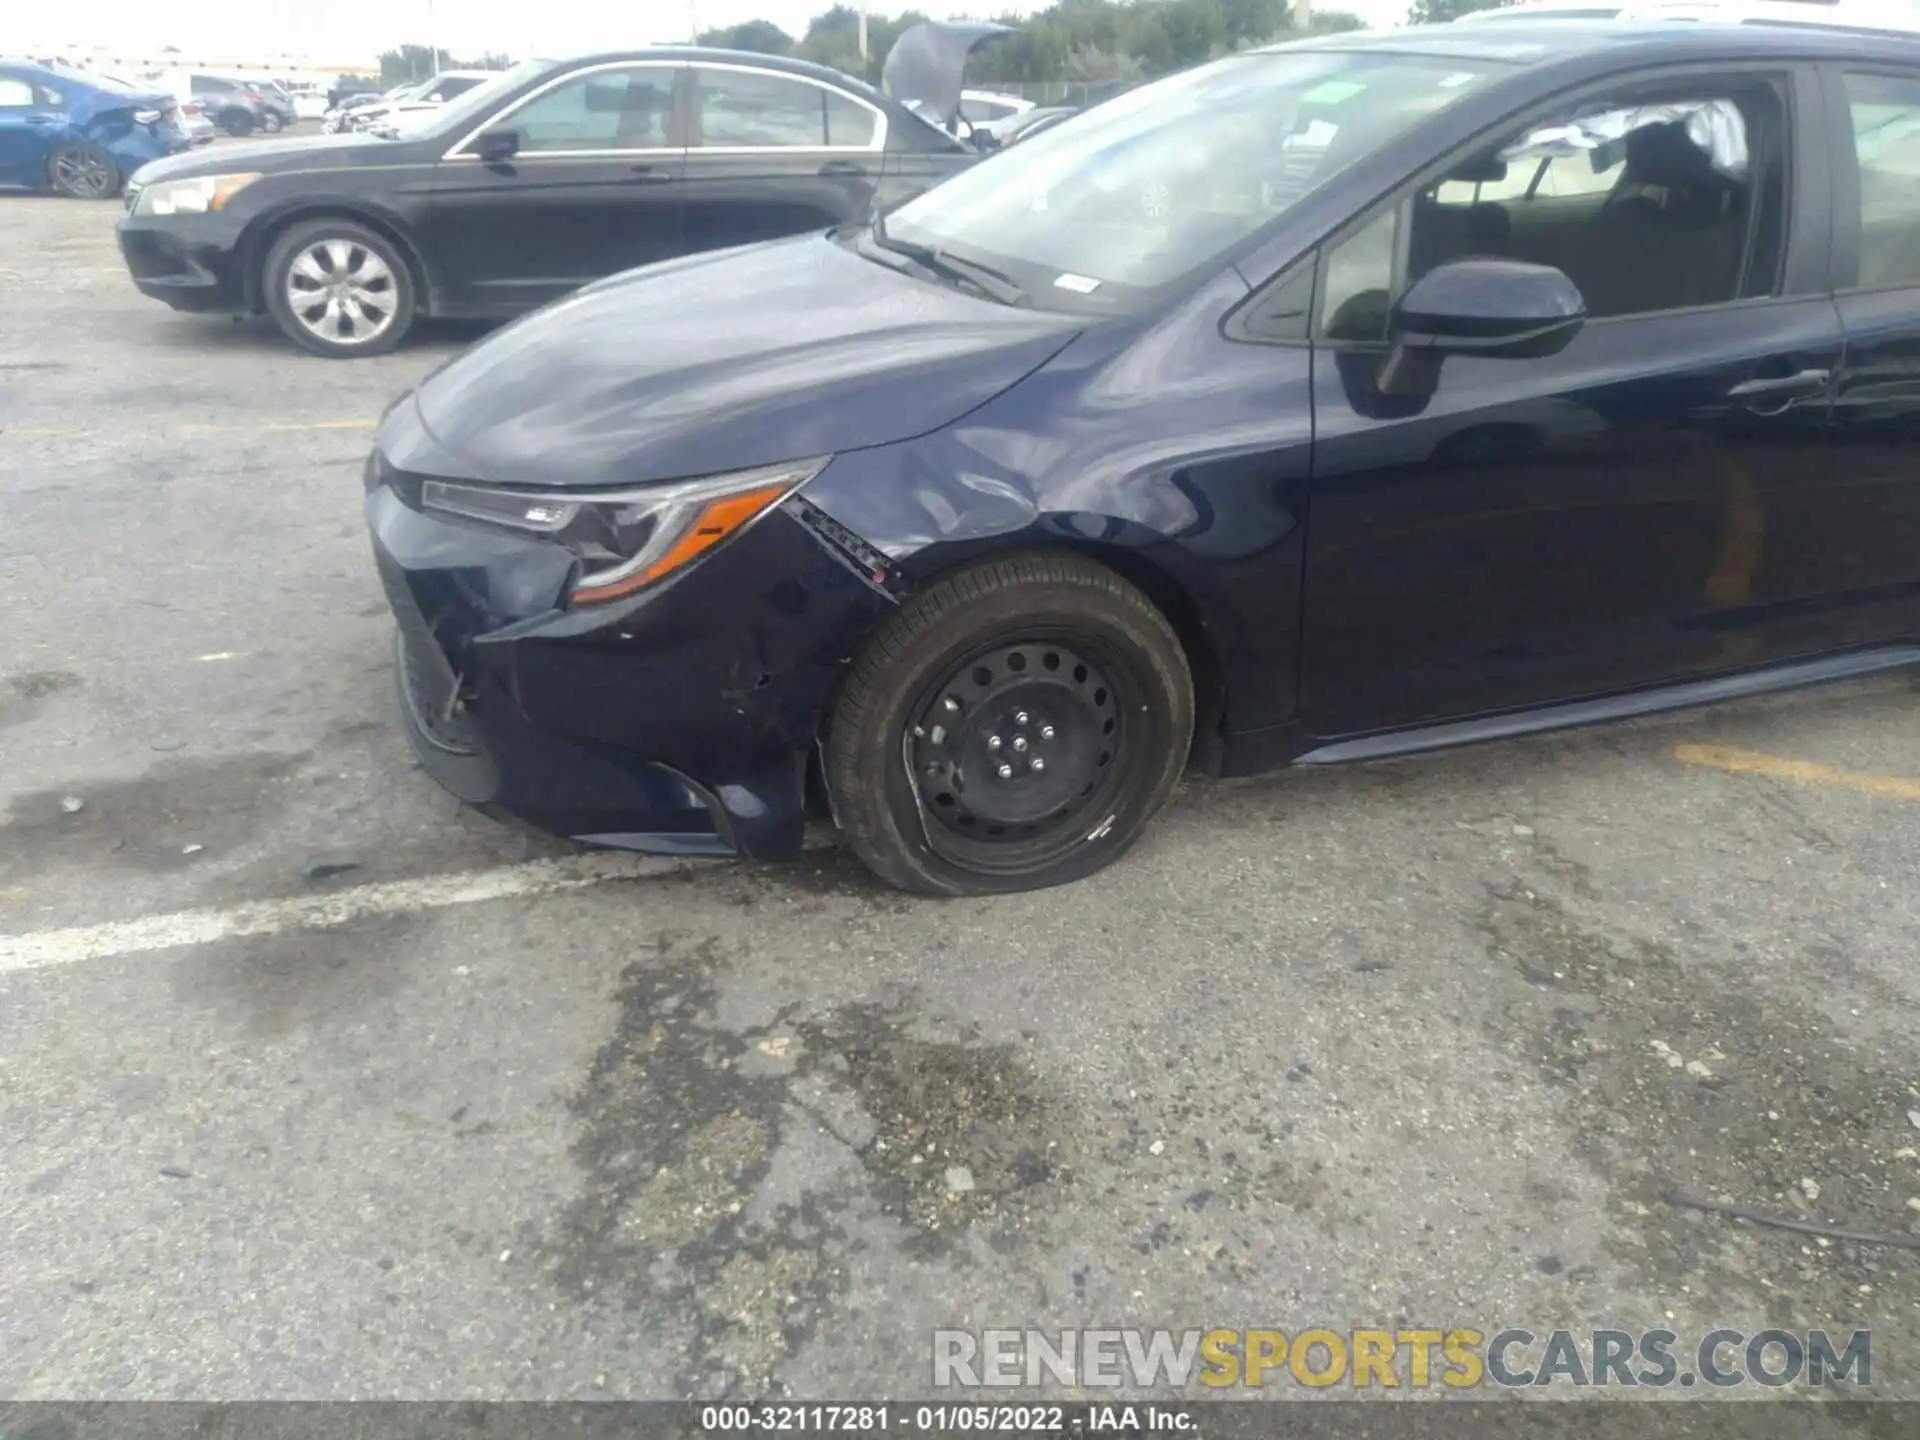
0, 854, 686, 974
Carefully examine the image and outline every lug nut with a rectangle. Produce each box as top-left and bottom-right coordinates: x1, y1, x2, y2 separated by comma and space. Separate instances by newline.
1031, 758, 1046, 773
987, 735, 1002, 751
1040, 725, 1055, 740
1015, 711, 1029, 725
943, 697, 960, 713
997, 763, 1013, 779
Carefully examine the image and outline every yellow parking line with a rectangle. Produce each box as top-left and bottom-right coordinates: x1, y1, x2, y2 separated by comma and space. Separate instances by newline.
1673, 742, 1920, 802
3, 419, 375, 439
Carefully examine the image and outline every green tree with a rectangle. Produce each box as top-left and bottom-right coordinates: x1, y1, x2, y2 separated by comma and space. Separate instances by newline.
1407, 0, 1512, 22
694, 20, 795, 53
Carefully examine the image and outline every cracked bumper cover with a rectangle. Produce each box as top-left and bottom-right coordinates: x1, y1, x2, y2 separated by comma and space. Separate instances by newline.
366, 468, 893, 861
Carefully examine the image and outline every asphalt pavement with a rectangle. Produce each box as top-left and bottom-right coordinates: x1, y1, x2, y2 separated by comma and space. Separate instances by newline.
3, 187, 1920, 1408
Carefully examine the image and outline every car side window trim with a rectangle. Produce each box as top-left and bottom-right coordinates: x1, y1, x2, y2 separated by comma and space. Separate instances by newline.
687, 61, 888, 155
441, 60, 686, 161
1293, 59, 1820, 350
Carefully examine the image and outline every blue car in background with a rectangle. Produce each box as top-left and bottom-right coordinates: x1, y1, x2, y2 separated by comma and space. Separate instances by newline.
0, 60, 189, 198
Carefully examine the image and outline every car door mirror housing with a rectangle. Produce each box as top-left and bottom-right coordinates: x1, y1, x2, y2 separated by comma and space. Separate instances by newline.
1378, 259, 1586, 397
475, 129, 520, 163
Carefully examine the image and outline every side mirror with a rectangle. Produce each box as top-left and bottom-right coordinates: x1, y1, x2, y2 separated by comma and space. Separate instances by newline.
475, 128, 520, 163
1378, 259, 1586, 397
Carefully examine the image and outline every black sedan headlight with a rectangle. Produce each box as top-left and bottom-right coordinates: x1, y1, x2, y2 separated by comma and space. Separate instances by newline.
420, 458, 828, 605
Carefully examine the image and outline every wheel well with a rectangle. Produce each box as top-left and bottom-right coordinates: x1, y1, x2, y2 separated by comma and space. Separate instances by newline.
245, 208, 431, 315
1064, 542, 1227, 773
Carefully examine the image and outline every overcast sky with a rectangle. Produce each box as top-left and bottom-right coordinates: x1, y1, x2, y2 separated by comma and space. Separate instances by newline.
18, 0, 1415, 62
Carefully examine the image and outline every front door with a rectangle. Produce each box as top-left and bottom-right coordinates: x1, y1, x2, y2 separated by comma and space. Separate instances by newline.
1299, 65, 1846, 737
678, 62, 885, 256
0, 71, 52, 188
427, 62, 685, 314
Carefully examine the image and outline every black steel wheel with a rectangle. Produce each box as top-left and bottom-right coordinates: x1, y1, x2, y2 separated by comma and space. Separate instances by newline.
47, 142, 118, 200
826, 552, 1192, 895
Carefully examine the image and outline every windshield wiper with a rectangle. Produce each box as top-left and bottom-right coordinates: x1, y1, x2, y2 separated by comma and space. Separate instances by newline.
869, 216, 1028, 307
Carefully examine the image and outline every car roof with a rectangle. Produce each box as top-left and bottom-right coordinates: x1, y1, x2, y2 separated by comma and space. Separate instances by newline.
1258, 18, 1920, 65
551, 45, 885, 91
0, 58, 70, 80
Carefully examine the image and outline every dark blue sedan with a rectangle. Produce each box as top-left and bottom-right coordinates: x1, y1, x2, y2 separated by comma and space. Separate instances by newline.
368, 21, 1920, 894
0, 61, 190, 198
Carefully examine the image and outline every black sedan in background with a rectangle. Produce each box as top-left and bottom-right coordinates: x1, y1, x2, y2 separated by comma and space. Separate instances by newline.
115, 41, 982, 357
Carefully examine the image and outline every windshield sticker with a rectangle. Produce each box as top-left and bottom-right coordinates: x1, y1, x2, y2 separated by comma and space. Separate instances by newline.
1053, 273, 1102, 293
1300, 80, 1366, 107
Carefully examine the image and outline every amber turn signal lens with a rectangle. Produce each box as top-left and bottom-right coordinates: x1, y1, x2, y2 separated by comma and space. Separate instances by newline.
570, 481, 793, 604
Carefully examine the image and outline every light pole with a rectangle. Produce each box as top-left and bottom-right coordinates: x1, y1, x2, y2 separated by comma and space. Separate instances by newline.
858, 0, 869, 62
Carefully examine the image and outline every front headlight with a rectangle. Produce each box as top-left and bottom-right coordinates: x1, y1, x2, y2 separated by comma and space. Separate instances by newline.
420, 457, 828, 605
134, 172, 260, 215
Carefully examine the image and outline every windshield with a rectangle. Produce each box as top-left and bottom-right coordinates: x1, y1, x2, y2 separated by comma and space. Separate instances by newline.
396, 60, 555, 138
882, 49, 1500, 314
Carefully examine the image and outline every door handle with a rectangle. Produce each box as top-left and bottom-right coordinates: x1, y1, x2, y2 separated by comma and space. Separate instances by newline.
819, 160, 868, 177
25, 113, 64, 127
1725, 369, 1831, 402
629, 164, 675, 184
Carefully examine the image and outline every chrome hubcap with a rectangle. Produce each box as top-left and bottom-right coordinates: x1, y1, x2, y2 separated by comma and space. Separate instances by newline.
285, 239, 398, 346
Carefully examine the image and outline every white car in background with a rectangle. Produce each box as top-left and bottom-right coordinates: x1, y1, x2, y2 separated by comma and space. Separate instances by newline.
347, 70, 498, 136
958, 88, 1033, 127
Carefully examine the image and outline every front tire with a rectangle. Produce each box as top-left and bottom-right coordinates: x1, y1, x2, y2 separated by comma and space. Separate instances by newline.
263, 218, 416, 358
261, 111, 284, 134
47, 142, 119, 199
825, 553, 1193, 896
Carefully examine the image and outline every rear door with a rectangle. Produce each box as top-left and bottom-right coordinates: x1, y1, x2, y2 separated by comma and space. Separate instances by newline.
679, 63, 885, 255
427, 61, 685, 313
1823, 64, 1920, 649
1300, 63, 1848, 736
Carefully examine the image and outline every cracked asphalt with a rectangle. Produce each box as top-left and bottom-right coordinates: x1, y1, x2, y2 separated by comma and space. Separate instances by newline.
3, 189, 1920, 1414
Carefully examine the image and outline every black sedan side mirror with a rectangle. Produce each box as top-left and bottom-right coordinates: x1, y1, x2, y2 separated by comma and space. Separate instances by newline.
476, 129, 520, 163
1378, 259, 1586, 397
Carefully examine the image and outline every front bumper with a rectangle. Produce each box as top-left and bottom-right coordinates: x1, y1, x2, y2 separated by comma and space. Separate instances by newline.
366, 455, 892, 861
116, 211, 248, 312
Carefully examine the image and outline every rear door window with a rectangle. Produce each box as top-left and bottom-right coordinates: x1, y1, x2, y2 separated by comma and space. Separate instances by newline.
0, 76, 33, 108
692, 67, 850, 148
1843, 71, 1920, 289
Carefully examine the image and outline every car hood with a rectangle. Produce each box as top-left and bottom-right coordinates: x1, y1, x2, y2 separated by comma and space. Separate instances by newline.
882, 20, 1013, 126
385, 235, 1080, 489
129, 132, 396, 182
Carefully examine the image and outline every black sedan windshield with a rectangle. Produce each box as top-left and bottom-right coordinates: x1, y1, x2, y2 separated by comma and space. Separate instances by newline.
883, 48, 1501, 313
